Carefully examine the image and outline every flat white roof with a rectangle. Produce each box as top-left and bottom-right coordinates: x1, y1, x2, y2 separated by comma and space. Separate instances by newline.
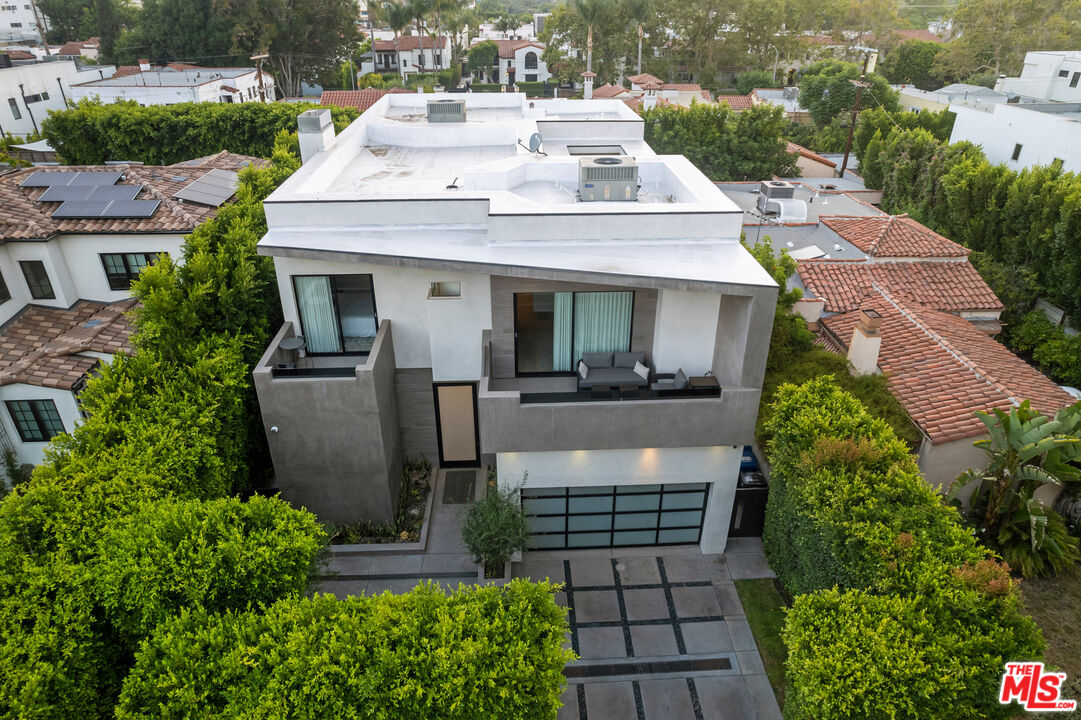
75, 67, 254, 88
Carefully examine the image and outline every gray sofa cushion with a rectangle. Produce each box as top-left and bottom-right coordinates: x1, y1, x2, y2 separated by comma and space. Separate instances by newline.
578, 367, 649, 388
613, 351, 645, 369
582, 352, 613, 368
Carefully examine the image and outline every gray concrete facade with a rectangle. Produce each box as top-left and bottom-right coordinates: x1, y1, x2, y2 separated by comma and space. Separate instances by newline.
254, 320, 402, 524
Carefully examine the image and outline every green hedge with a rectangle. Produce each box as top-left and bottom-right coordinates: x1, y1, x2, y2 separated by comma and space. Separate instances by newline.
763, 377, 1043, 719
41, 99, 359, 165
117, 582, 574, 719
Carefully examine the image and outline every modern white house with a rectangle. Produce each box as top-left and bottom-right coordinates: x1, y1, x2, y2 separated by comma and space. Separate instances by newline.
71, 61, 275, 106
949, 101, 1081, 173
0, 153, 263, 468
995, 51, 1081, 103
373, 37, 450, 77
253, 95, 778, 553
0, 2, 47, 43
1, 55, 116, 136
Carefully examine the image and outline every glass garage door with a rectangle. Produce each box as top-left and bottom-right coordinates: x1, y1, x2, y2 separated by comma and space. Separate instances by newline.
522, 483, 709, 549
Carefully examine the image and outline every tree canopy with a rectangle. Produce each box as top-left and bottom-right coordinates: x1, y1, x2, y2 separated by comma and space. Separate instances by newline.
880, 39, 947, 90
797, 59, 898, 128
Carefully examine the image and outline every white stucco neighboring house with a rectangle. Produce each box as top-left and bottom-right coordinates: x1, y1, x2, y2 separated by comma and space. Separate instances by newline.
995, 51, 1081, 103
373, 36, 450, 77
949, 101, 1081, 173
70, 61, 275, 106
1, 55, 116, 136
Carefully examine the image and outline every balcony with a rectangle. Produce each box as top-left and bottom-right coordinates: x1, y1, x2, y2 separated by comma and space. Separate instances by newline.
258, 324, 375, 379
477, 331, 759, 454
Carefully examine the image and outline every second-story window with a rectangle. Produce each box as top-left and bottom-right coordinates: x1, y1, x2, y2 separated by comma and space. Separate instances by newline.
6, 399, 65, 442
525, 51, 538, 70
19, 260, 54, 300
8, 98, 20, 120
100, 252, 162, 291
0, 269, 9, 304
293, 274, 378, 354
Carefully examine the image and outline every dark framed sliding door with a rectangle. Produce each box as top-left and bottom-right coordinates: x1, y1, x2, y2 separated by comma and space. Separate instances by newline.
433, 382, 480, 468
513, 290, 633, 376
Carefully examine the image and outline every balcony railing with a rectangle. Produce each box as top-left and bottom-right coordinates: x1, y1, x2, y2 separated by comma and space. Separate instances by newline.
256, 322, 385, 380
519, 385, 720, 404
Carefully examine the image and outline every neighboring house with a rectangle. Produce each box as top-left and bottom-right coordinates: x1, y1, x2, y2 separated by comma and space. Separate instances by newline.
751, 87, 810, 123
899, 82, 1008, 114
254, 95, 778, 553
373, 36, 449, 77
786, 142, 836, 177
716, 94, 754, 112
1, 55, 116, 136
0, 153, 265, 465
995, 51, 1081, 103
949, 101, 1081, 172
55, 38, 99, 61
492, 39, 549, 84
320, 88, 390, 113
617, 74, 713, 108
71, 60, 275, 105
0, 2, 47, 43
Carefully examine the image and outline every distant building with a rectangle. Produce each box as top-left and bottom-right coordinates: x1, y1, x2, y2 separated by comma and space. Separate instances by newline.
0, 2, 48, 43
1, 55, 116, 136
994, 51, 1081, 103
373, 36, 450, 76
70, 61, 275, 106
55, 38, 100, 61
751, 87, 809, 123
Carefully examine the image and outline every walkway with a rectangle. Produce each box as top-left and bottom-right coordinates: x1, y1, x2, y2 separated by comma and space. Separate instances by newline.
514, 542, 781, 720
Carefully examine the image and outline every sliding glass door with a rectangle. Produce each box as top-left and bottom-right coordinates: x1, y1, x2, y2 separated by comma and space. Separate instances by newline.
514, 290, 633, 374
293, 274, 378, 355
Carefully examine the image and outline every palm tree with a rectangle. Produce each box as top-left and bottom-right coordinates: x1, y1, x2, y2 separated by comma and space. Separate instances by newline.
950, 402, 1081, 577
574, 0, 610, 74
407, 0, 434, 71
384, 1, 414, 78
623, 0, 652, 76
495, 15, 517, 39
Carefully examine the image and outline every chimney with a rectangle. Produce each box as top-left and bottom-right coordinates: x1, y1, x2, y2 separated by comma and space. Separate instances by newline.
138, 58, 150, 72
581, 71, 595, 99
847, 309, 883, 376
297, 109, 335, 164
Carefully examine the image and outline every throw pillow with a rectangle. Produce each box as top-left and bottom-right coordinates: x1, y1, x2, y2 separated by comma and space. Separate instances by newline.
674, 368, 688, 389
633, 360, 649, 380
578, 361, 589, 380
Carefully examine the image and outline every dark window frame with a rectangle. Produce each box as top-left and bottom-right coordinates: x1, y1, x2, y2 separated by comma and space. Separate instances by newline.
99, 252, 161, 291
0, 269, 9, 304
5, 399, 65, 442
8, 97, 20, 120
512, 290, 636, 377
524, 51, 538, 70
291, 273, 379, 357
1011, 143, 1023, 161
1071, 72, 1080, 88
19, 260, 54, 299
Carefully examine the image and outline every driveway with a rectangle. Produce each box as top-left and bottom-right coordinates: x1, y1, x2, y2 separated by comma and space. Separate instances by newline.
514, 543, 782, 720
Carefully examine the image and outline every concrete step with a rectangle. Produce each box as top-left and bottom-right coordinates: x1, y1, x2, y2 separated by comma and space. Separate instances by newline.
322, 552, 478, 581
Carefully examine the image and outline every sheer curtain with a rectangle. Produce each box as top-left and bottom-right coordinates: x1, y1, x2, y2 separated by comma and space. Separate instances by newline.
552, 291, 574, 371
294, 276, 341, 353
573, 291, 633, 361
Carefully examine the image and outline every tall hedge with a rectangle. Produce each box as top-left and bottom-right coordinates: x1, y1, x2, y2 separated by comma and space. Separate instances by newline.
763, 377, 1043, 719
41, 99, 359, 165
117, 582, 574, 719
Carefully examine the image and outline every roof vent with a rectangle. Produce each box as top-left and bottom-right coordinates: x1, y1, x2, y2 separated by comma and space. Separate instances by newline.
578, 156, 638, 202
427, 98, 466, 123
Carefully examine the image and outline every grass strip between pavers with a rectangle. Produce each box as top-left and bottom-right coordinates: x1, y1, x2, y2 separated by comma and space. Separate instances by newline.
734, 577, 788, 709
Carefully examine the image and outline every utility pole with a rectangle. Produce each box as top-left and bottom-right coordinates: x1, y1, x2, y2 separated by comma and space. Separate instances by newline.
251, 52, 270, 102
29, 0, 50, 55
838, 48, 877, 179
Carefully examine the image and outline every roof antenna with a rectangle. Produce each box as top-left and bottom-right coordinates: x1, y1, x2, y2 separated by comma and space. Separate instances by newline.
446, 177, 459, 189
518, 132, 547, 156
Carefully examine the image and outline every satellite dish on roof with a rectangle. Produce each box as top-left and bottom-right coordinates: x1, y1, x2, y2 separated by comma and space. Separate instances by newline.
518, 132, 547, 156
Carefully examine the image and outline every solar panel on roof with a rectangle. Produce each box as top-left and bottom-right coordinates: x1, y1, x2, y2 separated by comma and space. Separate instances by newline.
172, 168, 238, 207
67, 171, 124, 186
38, 185, 96, 202
19, 170, 77, 187
98, 200, 160, 218
51, 200, 109, 218
89, 185, 141, 201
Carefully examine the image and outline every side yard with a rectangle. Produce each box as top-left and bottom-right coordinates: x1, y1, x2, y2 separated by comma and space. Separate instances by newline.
1022, 569, 1081, 718
734, 578, 788, 710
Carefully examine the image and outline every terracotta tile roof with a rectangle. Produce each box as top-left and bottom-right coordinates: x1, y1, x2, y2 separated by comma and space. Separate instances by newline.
493, 39, 544, 58
813, 329, 845, 354
820, 214, 968, 258
6, 50, 35, 60
0, 163, 246, 241
591, 83, 627, 98
168, 150, 268, 171
627, 73, 662, 86
700, 88, 713, 102
661, 83, 701, 91
374, 36, 447, 51
114, 65, 140, 77
56, 41, 90, 55
798, 259, 1003, 313
717, 94, 754, 109
786, 141, 836, 168
621, 96, 671, 110
0, 299, 136, 390
320, 88, 387, 112
822, 294, 1075, 443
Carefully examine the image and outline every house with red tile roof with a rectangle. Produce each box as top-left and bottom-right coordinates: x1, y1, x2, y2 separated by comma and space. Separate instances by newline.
55, 38, 100, 60
321, 88, 388, 113
786, 141, 836, 177
0, 153, 263, 465
373, 36, 450, 76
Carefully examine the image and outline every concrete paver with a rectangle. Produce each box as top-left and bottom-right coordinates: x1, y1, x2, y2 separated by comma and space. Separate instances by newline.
640, 678, 696, 718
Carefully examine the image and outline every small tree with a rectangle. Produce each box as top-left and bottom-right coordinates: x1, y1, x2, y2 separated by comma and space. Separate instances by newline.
462, 474, 529, 576
735, 69, 777, 95
468, 40, 499, 80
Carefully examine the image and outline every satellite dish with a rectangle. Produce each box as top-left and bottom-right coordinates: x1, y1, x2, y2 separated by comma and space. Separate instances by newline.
527, 132, 542, 153
595, 157, 622, 165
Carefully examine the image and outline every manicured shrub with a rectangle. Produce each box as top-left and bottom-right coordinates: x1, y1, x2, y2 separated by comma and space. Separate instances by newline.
462, 477, 529, 575
117, 582, 575, 719
763, 377, 1043, 719
41, 99, 359, 165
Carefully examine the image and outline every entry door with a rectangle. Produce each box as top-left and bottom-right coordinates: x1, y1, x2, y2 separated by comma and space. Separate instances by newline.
433, 383, 480, 467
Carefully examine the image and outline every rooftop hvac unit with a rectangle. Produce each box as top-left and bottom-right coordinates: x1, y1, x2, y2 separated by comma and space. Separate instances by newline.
756, 180, 795, 212
578, 156, 638, 202
782, 86, 799, 101
427, 98, 466, 123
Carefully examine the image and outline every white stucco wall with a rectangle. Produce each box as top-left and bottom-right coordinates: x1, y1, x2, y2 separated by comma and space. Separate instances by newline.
0, 246, 35, 327
273, 257, 493, 374
496, 445, 742, 552
71, 70, 273, 106
0, 60, 108, 136
651, 288, 720, 375
4, 240, 78, 309
917, 434, 988, 492
949, 104, 1081, 173
58, 234, 184, 302
0, 382, 81, 466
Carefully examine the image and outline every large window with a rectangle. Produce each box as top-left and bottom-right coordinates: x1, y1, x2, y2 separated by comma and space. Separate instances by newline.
0, 269, 9, 304
5, 399, 65, 442
8, 97, 20, 120
514, 291, 633, 374
293, 274, 378, 354
100, 252, 161, 291
19, 260, 54, 300
524, 51, 538, 70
